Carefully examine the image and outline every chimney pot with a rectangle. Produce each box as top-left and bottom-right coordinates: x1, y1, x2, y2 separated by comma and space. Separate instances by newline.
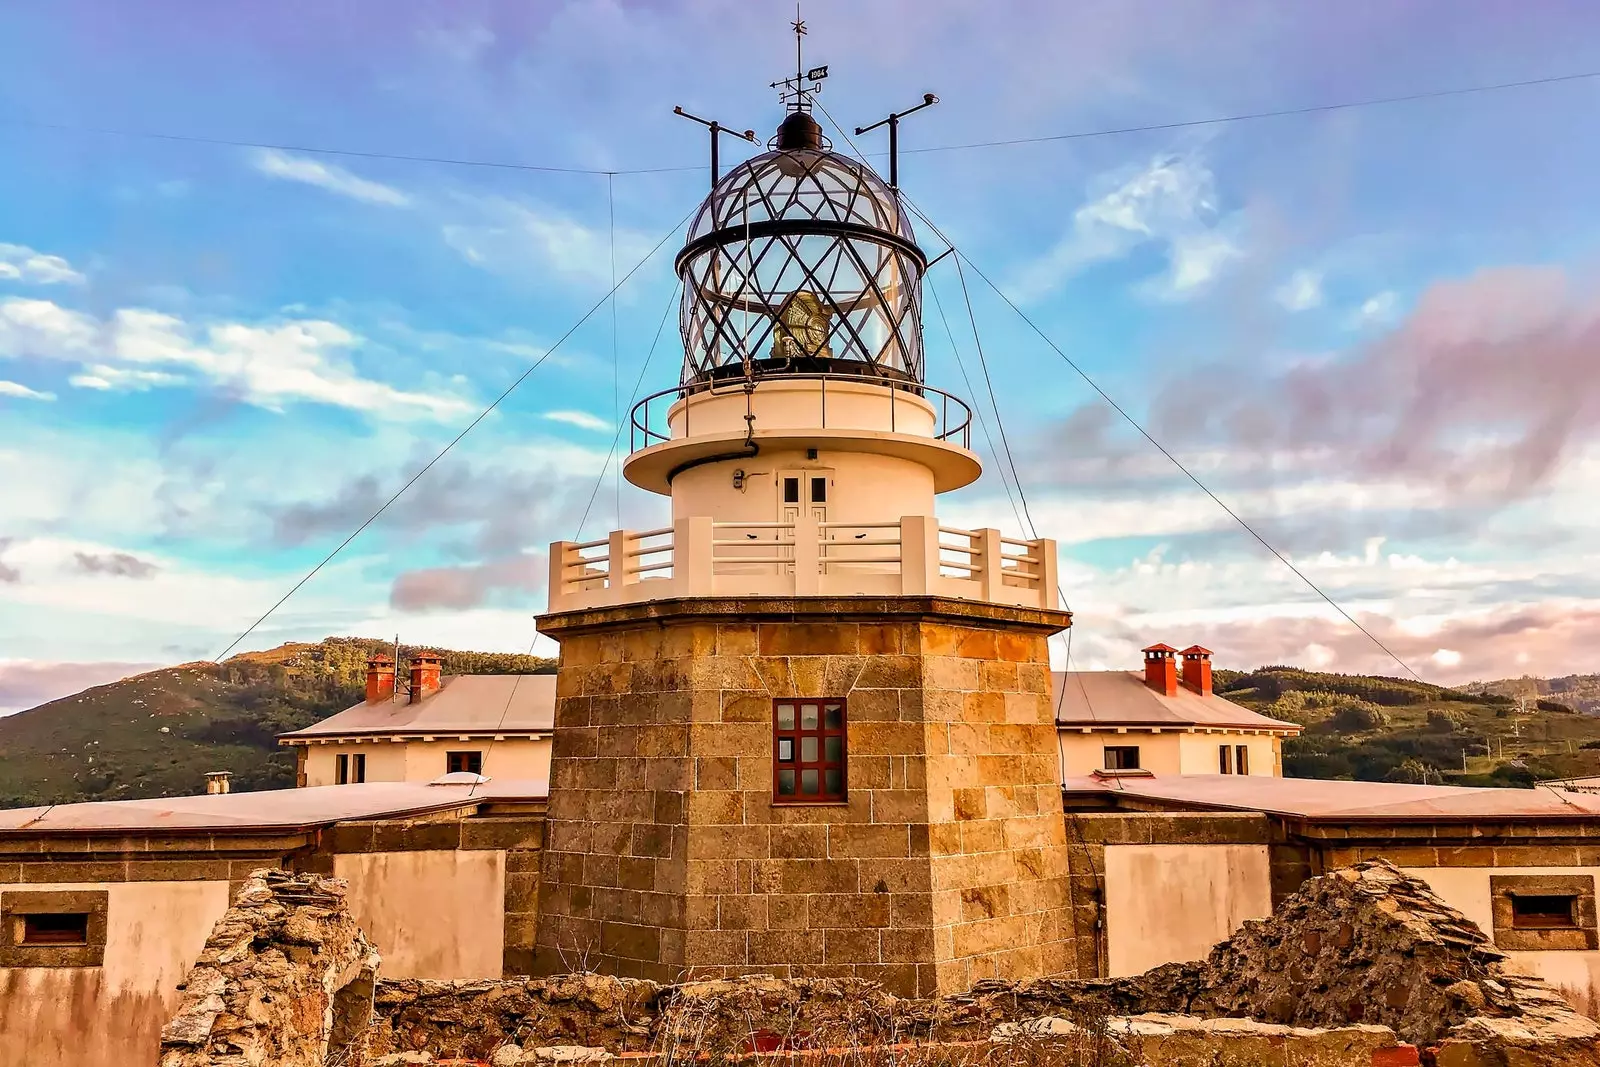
365, 654, 396, 704
1181, 645, 1213, 696
204, 771, 231, 795
1141, 643, 1178, 697
409, 653, 442, 704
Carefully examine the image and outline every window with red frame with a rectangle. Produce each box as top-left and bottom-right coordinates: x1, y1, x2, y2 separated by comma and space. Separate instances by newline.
773, 699, 846, 802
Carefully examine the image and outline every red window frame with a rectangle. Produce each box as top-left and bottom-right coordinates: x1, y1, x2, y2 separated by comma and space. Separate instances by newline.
447, 750, 483, 775
772, 698, 847, 803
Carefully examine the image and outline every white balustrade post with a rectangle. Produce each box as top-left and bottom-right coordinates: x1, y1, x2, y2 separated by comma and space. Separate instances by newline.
1037, 537, 1060, 611
607, 530, 637, 604
548, 541, 578, 611
675, 516, 714, 596
898, 516, 937, 595
977, 528, 1003, 603
792, 512, 820, 595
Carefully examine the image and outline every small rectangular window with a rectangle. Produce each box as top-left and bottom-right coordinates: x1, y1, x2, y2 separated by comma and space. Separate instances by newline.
773, 699, 846, 802
336, 753, 350, 785
1235, 745, 1249, 776
20, 912, 89, 946
352, 753, 367, 783
1218, 745, 1232, 774
810, 476, 827, 503
783, 477, 800, 503
1511, 894, 1580, 929
447, 751, 483, 775
1104, 746, 1140, 770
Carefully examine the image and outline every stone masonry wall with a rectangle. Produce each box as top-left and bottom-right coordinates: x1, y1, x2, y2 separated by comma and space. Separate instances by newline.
533, 597, 1073, 996
157, 869, 380, 1067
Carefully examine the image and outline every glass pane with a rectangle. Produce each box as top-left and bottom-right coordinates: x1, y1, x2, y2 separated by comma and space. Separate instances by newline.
825, 736, 842, 762
801, 769, 820, 794
811, 476, 827, 502
784, 478, 800, 503
825, 768, 843, 796
777, 703, 795, 730
778, 738, 794, 762
824, 703, 843, 728
800, 703, 819, 730
777, 769, 797, 795
801, 737, 818, 762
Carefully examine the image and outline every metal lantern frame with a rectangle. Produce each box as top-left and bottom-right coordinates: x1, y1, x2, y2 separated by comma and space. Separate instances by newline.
675, 147, 927, 388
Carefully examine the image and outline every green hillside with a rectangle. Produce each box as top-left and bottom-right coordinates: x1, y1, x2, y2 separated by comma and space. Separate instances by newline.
1218, 666, 1600, 786
0, 637, 554, 808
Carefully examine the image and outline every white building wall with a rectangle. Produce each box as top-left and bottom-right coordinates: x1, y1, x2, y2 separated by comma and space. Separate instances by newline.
1102, 844, 1274, 976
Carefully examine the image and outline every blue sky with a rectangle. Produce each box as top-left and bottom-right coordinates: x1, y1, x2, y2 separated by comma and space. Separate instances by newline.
3, 0, 1600, 711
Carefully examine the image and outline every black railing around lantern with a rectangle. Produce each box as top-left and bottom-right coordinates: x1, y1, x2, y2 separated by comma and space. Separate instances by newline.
629, 370, 973, 454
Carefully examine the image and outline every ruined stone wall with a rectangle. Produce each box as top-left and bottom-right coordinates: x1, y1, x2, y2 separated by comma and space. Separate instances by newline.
534, 597, 1074, 996
362, 861, 1600, 1065
157, 869, 380, 1067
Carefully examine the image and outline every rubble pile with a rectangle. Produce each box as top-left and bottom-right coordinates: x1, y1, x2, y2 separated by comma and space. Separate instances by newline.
157, 870, 380, 1067
158, 861, 1600, 1065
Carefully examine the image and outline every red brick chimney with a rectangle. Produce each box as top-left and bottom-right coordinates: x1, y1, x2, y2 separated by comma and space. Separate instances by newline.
1181, 645, 1213, 696
409, 653, 442, 704
1142, 644, 1178, 696
365, 654, 395, 704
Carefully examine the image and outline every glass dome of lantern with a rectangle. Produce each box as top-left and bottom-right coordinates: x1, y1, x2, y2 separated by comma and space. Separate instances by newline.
674, 110, 927, 389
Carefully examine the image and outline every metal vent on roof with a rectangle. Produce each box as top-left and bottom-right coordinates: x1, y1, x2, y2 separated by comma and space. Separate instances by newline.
429, 771, 490, 787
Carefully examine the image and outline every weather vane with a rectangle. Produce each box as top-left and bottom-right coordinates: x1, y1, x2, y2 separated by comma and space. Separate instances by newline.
771, 5, 828, 113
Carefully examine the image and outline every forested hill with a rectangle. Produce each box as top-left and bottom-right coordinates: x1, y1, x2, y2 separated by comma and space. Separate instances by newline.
0, 637, 554, 808
3, 648, 1597, 807
1217, 666, 1600, 786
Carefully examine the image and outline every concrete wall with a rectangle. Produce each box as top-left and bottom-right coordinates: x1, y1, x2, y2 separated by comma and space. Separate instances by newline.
1056, 730, 1280, 779
1403, 865, 1600, 1018
0, 879, 230, 1067
336, 849, 507, 980
1102, 844, 1274, 976
302, 736, 551, 787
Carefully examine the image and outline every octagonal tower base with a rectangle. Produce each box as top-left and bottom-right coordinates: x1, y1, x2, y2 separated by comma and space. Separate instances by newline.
530, 596, 1075, 997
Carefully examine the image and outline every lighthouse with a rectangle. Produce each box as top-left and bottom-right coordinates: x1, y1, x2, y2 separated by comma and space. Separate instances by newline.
533, 59, 1075, 996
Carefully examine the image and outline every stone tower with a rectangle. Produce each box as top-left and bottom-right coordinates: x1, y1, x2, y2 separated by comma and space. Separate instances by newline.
532, 84, 1072, 996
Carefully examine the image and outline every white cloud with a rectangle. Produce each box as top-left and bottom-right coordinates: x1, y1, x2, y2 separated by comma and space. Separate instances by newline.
1431, 648, 1463, 668
252, 149, 411, 207
0, 243, 84, 285
542, 409, 609, 431
1274, 269, 1324, 312
1007, 153, 1242, 302
68, 364, 184, 391
1350, 289, 1399, 327
0, 380, 54, 401
0, 297, 99, 356
0, 297, 470, 419
442, 194, 655, 288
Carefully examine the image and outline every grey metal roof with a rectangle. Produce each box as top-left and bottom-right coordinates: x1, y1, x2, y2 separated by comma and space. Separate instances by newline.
1052, 671, 1299, 732
280, 674, 555, 740
1062, 772, 1600, 822
0, 778, 549, 835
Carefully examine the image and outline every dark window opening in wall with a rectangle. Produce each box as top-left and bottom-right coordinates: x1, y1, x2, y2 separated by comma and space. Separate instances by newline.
783, 477, 800, 503
19, 912, 89, 946
1511, 894, 1580, 929
0, 890, 108, 967
351, 753, 367, 783
811, 476, 828, 503
1218, 745, 1233, 774
447, 751, 484, 775
336, 753, 350, 784
1104, 746, 1141, 770
1235, 745, 1249, 776
773, 699, 846, 802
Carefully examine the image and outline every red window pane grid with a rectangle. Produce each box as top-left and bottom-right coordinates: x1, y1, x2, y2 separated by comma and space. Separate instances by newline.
773, 699, 846, 802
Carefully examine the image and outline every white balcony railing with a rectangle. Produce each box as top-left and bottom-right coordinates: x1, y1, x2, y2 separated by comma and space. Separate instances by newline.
547, 516, 1058, 614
